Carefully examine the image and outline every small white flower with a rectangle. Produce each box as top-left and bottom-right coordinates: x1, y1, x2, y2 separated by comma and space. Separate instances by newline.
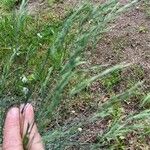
78, 128, 82, 132
71, 110, 76, 114
22, 87, 29, 95
89, 20, 92, 24
16, 52, 20, 56
37, 33, 43, 38
21, 75, 28, 83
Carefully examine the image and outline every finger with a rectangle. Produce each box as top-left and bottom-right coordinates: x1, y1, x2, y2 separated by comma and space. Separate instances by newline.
3, 107, 23, 150
21, 104, 44, 150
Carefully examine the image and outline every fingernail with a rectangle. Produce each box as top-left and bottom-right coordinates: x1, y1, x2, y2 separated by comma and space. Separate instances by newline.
20, 103, 32, 114
8, 107, 19, 118
26, 103, 33, 110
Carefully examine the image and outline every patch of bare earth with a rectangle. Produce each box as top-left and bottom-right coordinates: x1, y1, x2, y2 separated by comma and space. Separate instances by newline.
87, 1, 150, 148
91, 2, 150, 77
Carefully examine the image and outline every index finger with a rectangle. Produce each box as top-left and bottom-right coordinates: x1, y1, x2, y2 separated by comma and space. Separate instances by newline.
3, 107, 23, 150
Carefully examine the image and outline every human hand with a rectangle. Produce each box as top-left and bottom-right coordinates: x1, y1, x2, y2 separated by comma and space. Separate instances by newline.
2, 104, 44, 150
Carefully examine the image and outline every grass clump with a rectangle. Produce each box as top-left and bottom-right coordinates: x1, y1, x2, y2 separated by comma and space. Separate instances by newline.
0, 0, 18, 9
1, 0, 150, 149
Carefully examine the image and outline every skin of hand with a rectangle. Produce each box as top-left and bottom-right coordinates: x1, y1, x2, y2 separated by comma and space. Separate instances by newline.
2, 104, 44, 150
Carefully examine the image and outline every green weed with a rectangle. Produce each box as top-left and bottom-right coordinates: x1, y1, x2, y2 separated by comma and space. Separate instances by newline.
0, 0, 28, 9
142, 0, 150, 18
101, 70, 122, 92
